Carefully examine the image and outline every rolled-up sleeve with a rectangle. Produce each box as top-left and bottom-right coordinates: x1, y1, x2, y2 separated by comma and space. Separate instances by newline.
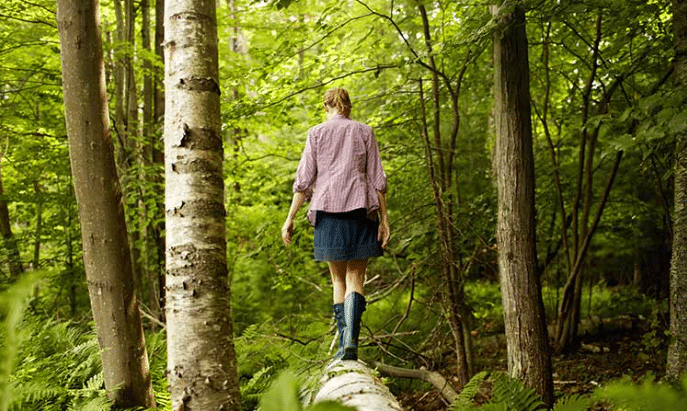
293, 131, 317, 198
366, 130, 387, 193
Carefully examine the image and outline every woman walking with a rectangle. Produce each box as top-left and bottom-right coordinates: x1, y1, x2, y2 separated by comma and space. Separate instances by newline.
282, 88, 390, 361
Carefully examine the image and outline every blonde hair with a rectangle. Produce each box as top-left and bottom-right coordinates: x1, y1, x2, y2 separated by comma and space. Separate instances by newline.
323, 88, 352, 118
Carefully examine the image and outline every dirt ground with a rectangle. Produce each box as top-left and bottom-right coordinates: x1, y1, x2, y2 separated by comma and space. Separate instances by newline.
394, 318, 668, 410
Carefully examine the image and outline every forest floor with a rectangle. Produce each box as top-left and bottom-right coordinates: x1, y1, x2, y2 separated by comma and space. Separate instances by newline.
394, 316, 668, 410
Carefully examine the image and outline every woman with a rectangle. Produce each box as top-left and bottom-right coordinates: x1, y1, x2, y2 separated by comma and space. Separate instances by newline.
282, 87, 390, 361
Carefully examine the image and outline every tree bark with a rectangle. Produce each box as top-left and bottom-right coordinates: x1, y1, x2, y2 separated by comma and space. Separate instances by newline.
55, 0, 155, 408
667, 0, 687, 381
314, 361, 403, 411
492, 4, 553, 406
164, 0, 241, 409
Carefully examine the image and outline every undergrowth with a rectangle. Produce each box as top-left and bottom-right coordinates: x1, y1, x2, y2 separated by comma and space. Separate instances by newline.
2, 275, 684, 411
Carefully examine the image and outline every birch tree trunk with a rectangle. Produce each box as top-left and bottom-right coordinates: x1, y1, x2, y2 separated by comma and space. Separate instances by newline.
667, 0, 687, 381
492, 4, 553, 406
164, 0, 241, 409
56, 0, 155, 407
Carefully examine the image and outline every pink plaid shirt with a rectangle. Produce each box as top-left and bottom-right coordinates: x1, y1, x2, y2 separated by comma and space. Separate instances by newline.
293, 114, 387, 226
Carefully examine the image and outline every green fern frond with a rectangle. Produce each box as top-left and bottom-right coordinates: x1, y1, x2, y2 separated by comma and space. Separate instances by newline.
8, 380, 65, 411
76, 395, 112, 411
490, 371, 544, 411
1, 273, 42, 411
553, 394, 593, 411
84, 373, 104, 392
476, 403, 509, 411
450, 371, 489, 410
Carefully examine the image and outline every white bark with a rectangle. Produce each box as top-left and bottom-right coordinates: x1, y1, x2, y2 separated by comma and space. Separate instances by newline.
164, 0, 240, 409
313, 361, 403, 411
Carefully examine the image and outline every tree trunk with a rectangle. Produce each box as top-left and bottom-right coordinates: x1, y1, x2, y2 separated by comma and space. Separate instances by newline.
56, 0, 155, 408
314, 361, 403, 411
154, 0, 167, 323
667, 0, 687, 381
415, 0, 472, 388
492, 4, 553, 406
140, 0, 164, 328
164, 0, 241, 409
0, 159, 24, 278
554, 13, 604, 354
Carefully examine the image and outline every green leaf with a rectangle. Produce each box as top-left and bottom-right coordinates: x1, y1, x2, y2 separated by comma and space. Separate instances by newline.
308, 400, 357, 411
259, 372, 304, 411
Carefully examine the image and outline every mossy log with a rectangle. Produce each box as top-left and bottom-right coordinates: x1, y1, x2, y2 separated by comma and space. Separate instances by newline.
313, 360, 403, 411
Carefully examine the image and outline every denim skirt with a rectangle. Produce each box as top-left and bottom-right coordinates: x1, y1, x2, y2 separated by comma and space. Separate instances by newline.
313, 208, 383, 262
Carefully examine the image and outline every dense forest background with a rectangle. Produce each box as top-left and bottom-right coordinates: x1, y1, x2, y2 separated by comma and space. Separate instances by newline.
1, 0, 686, 410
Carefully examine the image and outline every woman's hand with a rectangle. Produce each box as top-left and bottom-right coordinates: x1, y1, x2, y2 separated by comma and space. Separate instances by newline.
378, 218, 390, 250
282, 218, 294, 247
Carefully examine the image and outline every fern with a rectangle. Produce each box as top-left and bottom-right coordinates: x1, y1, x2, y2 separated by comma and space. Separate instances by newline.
552, 394, 593, 411
489, 371, 545, 411
450, 371, 489, 410
450, 371, 546, 411
0, 273, 42, 411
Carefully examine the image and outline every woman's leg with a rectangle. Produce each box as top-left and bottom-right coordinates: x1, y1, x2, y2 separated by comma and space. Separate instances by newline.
328, 260, 348, 360
341, 259, 368, 360
328, 261, 347, 304
345, 259, 368, 297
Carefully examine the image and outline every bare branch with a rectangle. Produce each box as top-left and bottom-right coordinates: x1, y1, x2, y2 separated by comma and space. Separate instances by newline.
374, 362, 458, 403
0, 13, 56, 28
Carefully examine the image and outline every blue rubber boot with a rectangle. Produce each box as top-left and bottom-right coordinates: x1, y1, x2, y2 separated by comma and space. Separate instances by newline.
332, 303, 346, 360
341, 292, 366, 361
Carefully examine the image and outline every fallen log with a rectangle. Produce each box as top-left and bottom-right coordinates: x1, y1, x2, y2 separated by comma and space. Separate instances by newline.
313, 360, 403, 411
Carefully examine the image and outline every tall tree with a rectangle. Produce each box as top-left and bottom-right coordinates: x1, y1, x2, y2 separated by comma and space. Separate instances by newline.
55, 0, 155, 407
667, 0, 687, 381
492, 3, 553, 405
411, 0, 473, 387
164, 0, 241, 409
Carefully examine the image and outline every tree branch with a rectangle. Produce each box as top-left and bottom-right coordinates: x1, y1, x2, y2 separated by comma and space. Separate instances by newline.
373, 362, 458, 403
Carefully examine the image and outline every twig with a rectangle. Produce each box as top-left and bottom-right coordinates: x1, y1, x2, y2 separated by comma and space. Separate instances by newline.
139, 307, 166, 329
386, 264, 416, 349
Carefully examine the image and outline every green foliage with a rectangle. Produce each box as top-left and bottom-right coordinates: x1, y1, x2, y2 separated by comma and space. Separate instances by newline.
595, 374, 687, 410
449, 371, 544, 411
0, 0, 683, 409
551, 394, 594, 411
0, 273, 41, 411
450, 371, 489, 410
448, 372, 687, 411
487, 372, 545, 411
259, 371, 355, 411
4, 310, 170, 411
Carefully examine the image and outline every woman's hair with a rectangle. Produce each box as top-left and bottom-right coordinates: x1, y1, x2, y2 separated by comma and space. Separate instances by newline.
323, 88, 352, 118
